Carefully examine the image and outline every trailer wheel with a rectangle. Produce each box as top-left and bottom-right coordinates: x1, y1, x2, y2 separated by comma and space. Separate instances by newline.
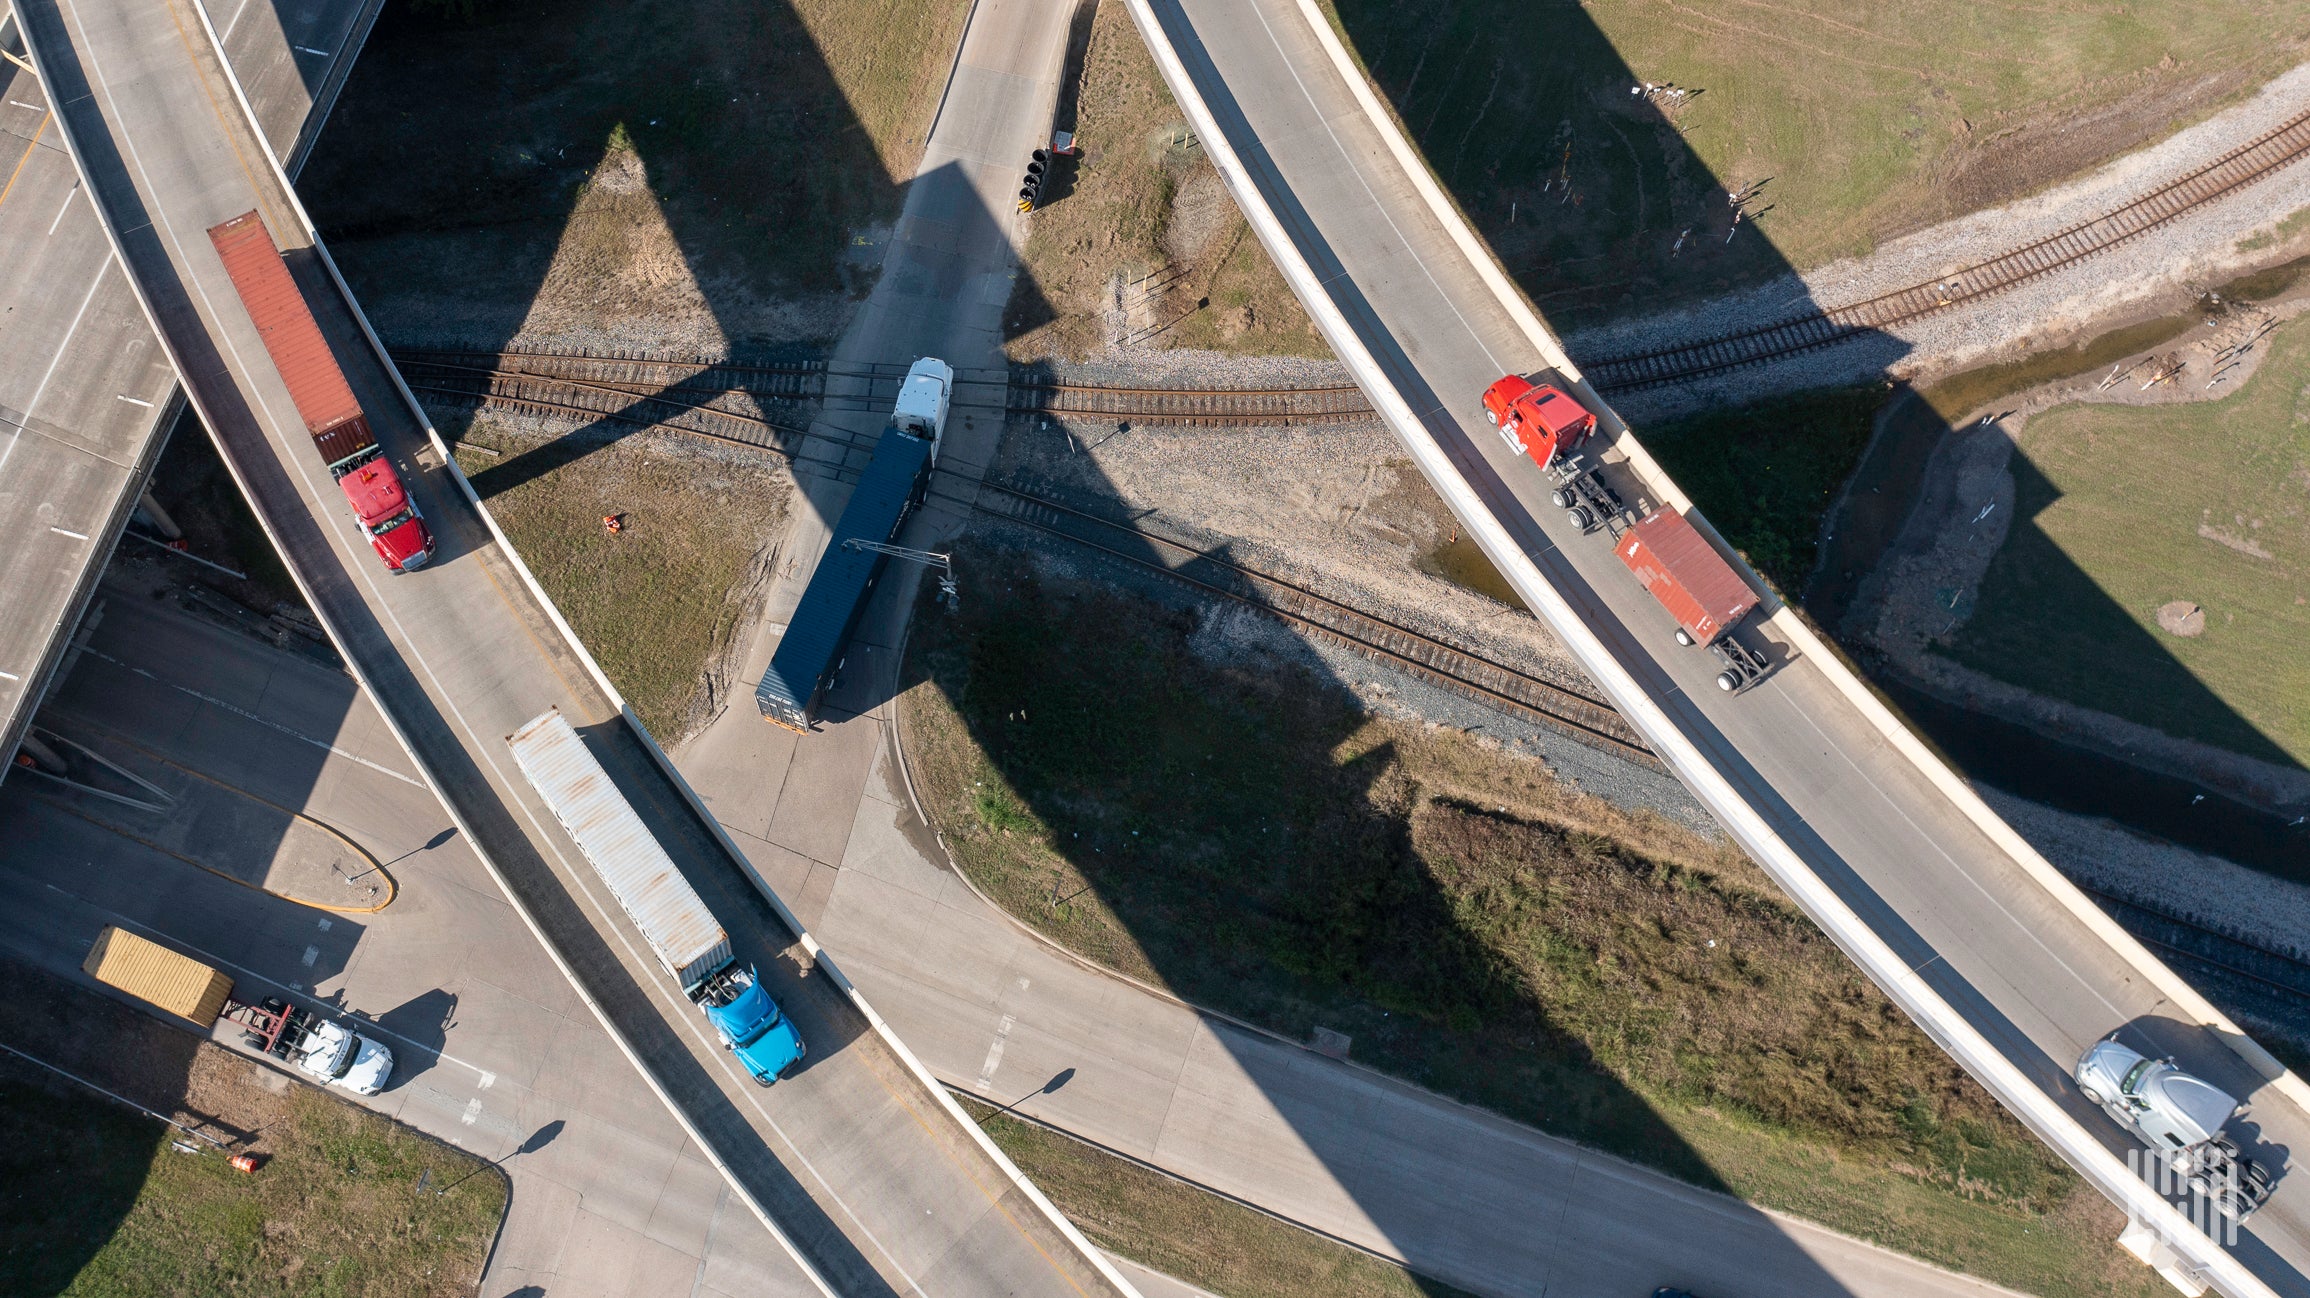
1717, 671, 1741, 693
1550, 487, 1574, 509
1568, 506, 1594, 530
1674, 629, 1695, 647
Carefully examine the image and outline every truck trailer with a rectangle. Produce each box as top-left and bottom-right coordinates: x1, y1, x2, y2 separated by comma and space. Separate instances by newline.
206, 211, 433, 573
1614, 509, 1770, 692
505, 708, 804, 1085
755, 357, 952, 731
84, 926, 394, 1093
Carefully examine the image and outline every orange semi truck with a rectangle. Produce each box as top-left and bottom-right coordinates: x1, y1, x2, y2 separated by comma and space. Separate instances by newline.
206, 212, 433, 573
1482, 374, 1769, 692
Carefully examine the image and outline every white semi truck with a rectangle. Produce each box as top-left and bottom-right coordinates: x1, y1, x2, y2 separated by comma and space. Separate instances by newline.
2076, 1037, 2274, 1219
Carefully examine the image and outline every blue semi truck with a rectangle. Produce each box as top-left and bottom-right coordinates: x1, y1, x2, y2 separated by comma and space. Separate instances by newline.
506, 708, 805, 1085
756, 357, 953, 731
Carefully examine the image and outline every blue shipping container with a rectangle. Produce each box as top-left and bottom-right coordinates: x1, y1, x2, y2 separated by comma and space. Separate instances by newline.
756, 425, 935, 729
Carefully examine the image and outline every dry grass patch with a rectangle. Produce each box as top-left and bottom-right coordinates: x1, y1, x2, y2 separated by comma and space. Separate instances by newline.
1007, 1, 1327, 361
901, 548, 2165, 1297
451, 412, 790, 743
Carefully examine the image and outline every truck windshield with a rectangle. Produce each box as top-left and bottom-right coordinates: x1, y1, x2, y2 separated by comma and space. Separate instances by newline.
2122, 1058, 2154, 1095
369, 508, 415, 537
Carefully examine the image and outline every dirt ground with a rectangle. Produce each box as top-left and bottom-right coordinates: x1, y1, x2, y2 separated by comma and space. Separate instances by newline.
1006, 0, 1328, 363
0, 952, 504, 1296
444, 407, 793, 745
304, 0, 973, 354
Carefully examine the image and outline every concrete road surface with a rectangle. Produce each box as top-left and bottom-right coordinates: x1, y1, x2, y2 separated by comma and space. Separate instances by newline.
0, 586, 818, 1298
1124, 0, 2310, 1291
0, 0, 377, 771
12, 0, 1128, 1289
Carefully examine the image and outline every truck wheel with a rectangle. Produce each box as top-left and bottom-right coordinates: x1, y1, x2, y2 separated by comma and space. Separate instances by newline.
1483, 406, 1498, 425
2078, 1084, 2106, 1107
1717, 671, 1741, 693
1674, 629, 1695, 647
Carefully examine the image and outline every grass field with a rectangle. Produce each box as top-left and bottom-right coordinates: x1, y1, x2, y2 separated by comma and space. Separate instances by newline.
1007, 1, 1327, 360
1321, 0, 2310, 324
0, 956, 504, 1297
1637, 385, 1884, 593
450, 412, 790, 743
1946, 312, 2310, 769
306, 0, 972, 338
901, 549, 2164, 1298
961, 1097, 1472, 1298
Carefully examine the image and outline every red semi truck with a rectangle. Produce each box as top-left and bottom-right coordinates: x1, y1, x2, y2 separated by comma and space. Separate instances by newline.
206, 212, 433, 573
1482, 373, 1769, 692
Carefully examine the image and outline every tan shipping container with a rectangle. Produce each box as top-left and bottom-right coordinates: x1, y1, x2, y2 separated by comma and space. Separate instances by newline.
81, 927, 233, 1026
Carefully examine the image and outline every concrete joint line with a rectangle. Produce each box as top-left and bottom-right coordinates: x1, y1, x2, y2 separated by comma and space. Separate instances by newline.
1116, 0, 2279, 1292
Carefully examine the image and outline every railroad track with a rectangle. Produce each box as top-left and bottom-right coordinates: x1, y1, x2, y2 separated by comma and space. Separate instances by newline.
1585, 105, 2310, 392
389, 346, 1382, 427
970, 482, 1657, 766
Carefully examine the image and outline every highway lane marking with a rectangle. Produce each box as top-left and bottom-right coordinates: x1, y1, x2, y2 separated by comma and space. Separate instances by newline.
115, 393, 153, 407
8, 100, 45, 111
46, 180, 75, 234
292, 45, 330, 57
459, 1097, 482, 1125
217, 0, 253, 41
11, 256, 112, 475
977, 1013, 1015, 1088
78, 646, 428, 788
0, 110, 48, 211
47, 524, 88, 540
0, 670, 20, 681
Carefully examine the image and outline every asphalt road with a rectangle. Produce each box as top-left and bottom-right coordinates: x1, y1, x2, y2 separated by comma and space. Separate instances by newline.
10, 0, 1128, 1291
0, 586, 818, 1298
1126, 0, 2310, 1290
0, 0, 377, 774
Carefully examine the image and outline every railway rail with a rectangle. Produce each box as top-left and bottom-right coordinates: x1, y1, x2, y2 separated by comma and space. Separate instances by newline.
388, 346, 1382, 427
1585, 105, 2310, 392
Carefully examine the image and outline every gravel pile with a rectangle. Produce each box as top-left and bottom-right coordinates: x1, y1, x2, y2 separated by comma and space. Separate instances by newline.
1023, 346, 1358, 391
1577, 64, 2310, 418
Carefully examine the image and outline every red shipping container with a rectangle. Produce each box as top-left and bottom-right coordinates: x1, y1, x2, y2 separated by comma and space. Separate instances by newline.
206, 211, 374, 466
1615, 508, 1757, 645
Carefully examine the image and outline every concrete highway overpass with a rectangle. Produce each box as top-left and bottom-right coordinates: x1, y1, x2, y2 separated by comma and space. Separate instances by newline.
1119, 0, 2310, 1293
0, 0, 375, 774
9, 0, 1134, 1291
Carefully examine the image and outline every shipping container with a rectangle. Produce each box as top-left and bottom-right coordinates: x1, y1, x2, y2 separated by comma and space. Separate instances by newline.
505, 708, 733, 993
756, 424, 936, 729
82, 926, 234, 1026
206, 211, 374, 467
1614, 508, 1758, 646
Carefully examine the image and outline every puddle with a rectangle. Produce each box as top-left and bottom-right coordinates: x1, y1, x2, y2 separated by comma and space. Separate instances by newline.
1418, 534, 1527, 612
1921, 314, 2196, 420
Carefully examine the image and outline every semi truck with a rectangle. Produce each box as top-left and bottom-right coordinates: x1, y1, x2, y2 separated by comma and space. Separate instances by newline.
1481, 374, 1769, 692
83, 925, 395, 1094
206, 211, 434, 574
756, 357, 953, 731
2077, 1038, 2275, 1220
505, 708, 804, 1085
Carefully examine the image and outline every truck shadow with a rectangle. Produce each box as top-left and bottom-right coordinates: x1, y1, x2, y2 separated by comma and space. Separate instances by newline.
369, 987, 457, 1088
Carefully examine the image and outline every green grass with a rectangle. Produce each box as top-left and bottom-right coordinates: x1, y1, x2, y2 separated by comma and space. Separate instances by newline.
961, 1096, 1473, 1298
902, 551, 2165, 1297
1945, 312, 2310, 768
0, 1063, 503, 1297
1321, 0, 2309, 324
306, 0, 971, 305
452, 414, 788, 741
1638, 386, 1884, 592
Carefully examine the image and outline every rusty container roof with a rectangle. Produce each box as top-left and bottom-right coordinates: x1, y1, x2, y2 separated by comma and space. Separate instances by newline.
505, 708, 731, 990
206, 211, 371, 449
1615, 508, 1759, 645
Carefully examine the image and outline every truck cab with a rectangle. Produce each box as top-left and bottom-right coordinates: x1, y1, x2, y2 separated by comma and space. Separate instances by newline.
1482, 374, 1596, 471
701, 965, 805, 1086
2077, 1038, 2273, 1217
891, 357, 955, 454
291, 1018, 395, 1095
336, 454, 434, 572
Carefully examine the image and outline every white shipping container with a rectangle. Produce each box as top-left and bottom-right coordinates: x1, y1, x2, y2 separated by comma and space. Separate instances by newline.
507, 708, 732, 992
